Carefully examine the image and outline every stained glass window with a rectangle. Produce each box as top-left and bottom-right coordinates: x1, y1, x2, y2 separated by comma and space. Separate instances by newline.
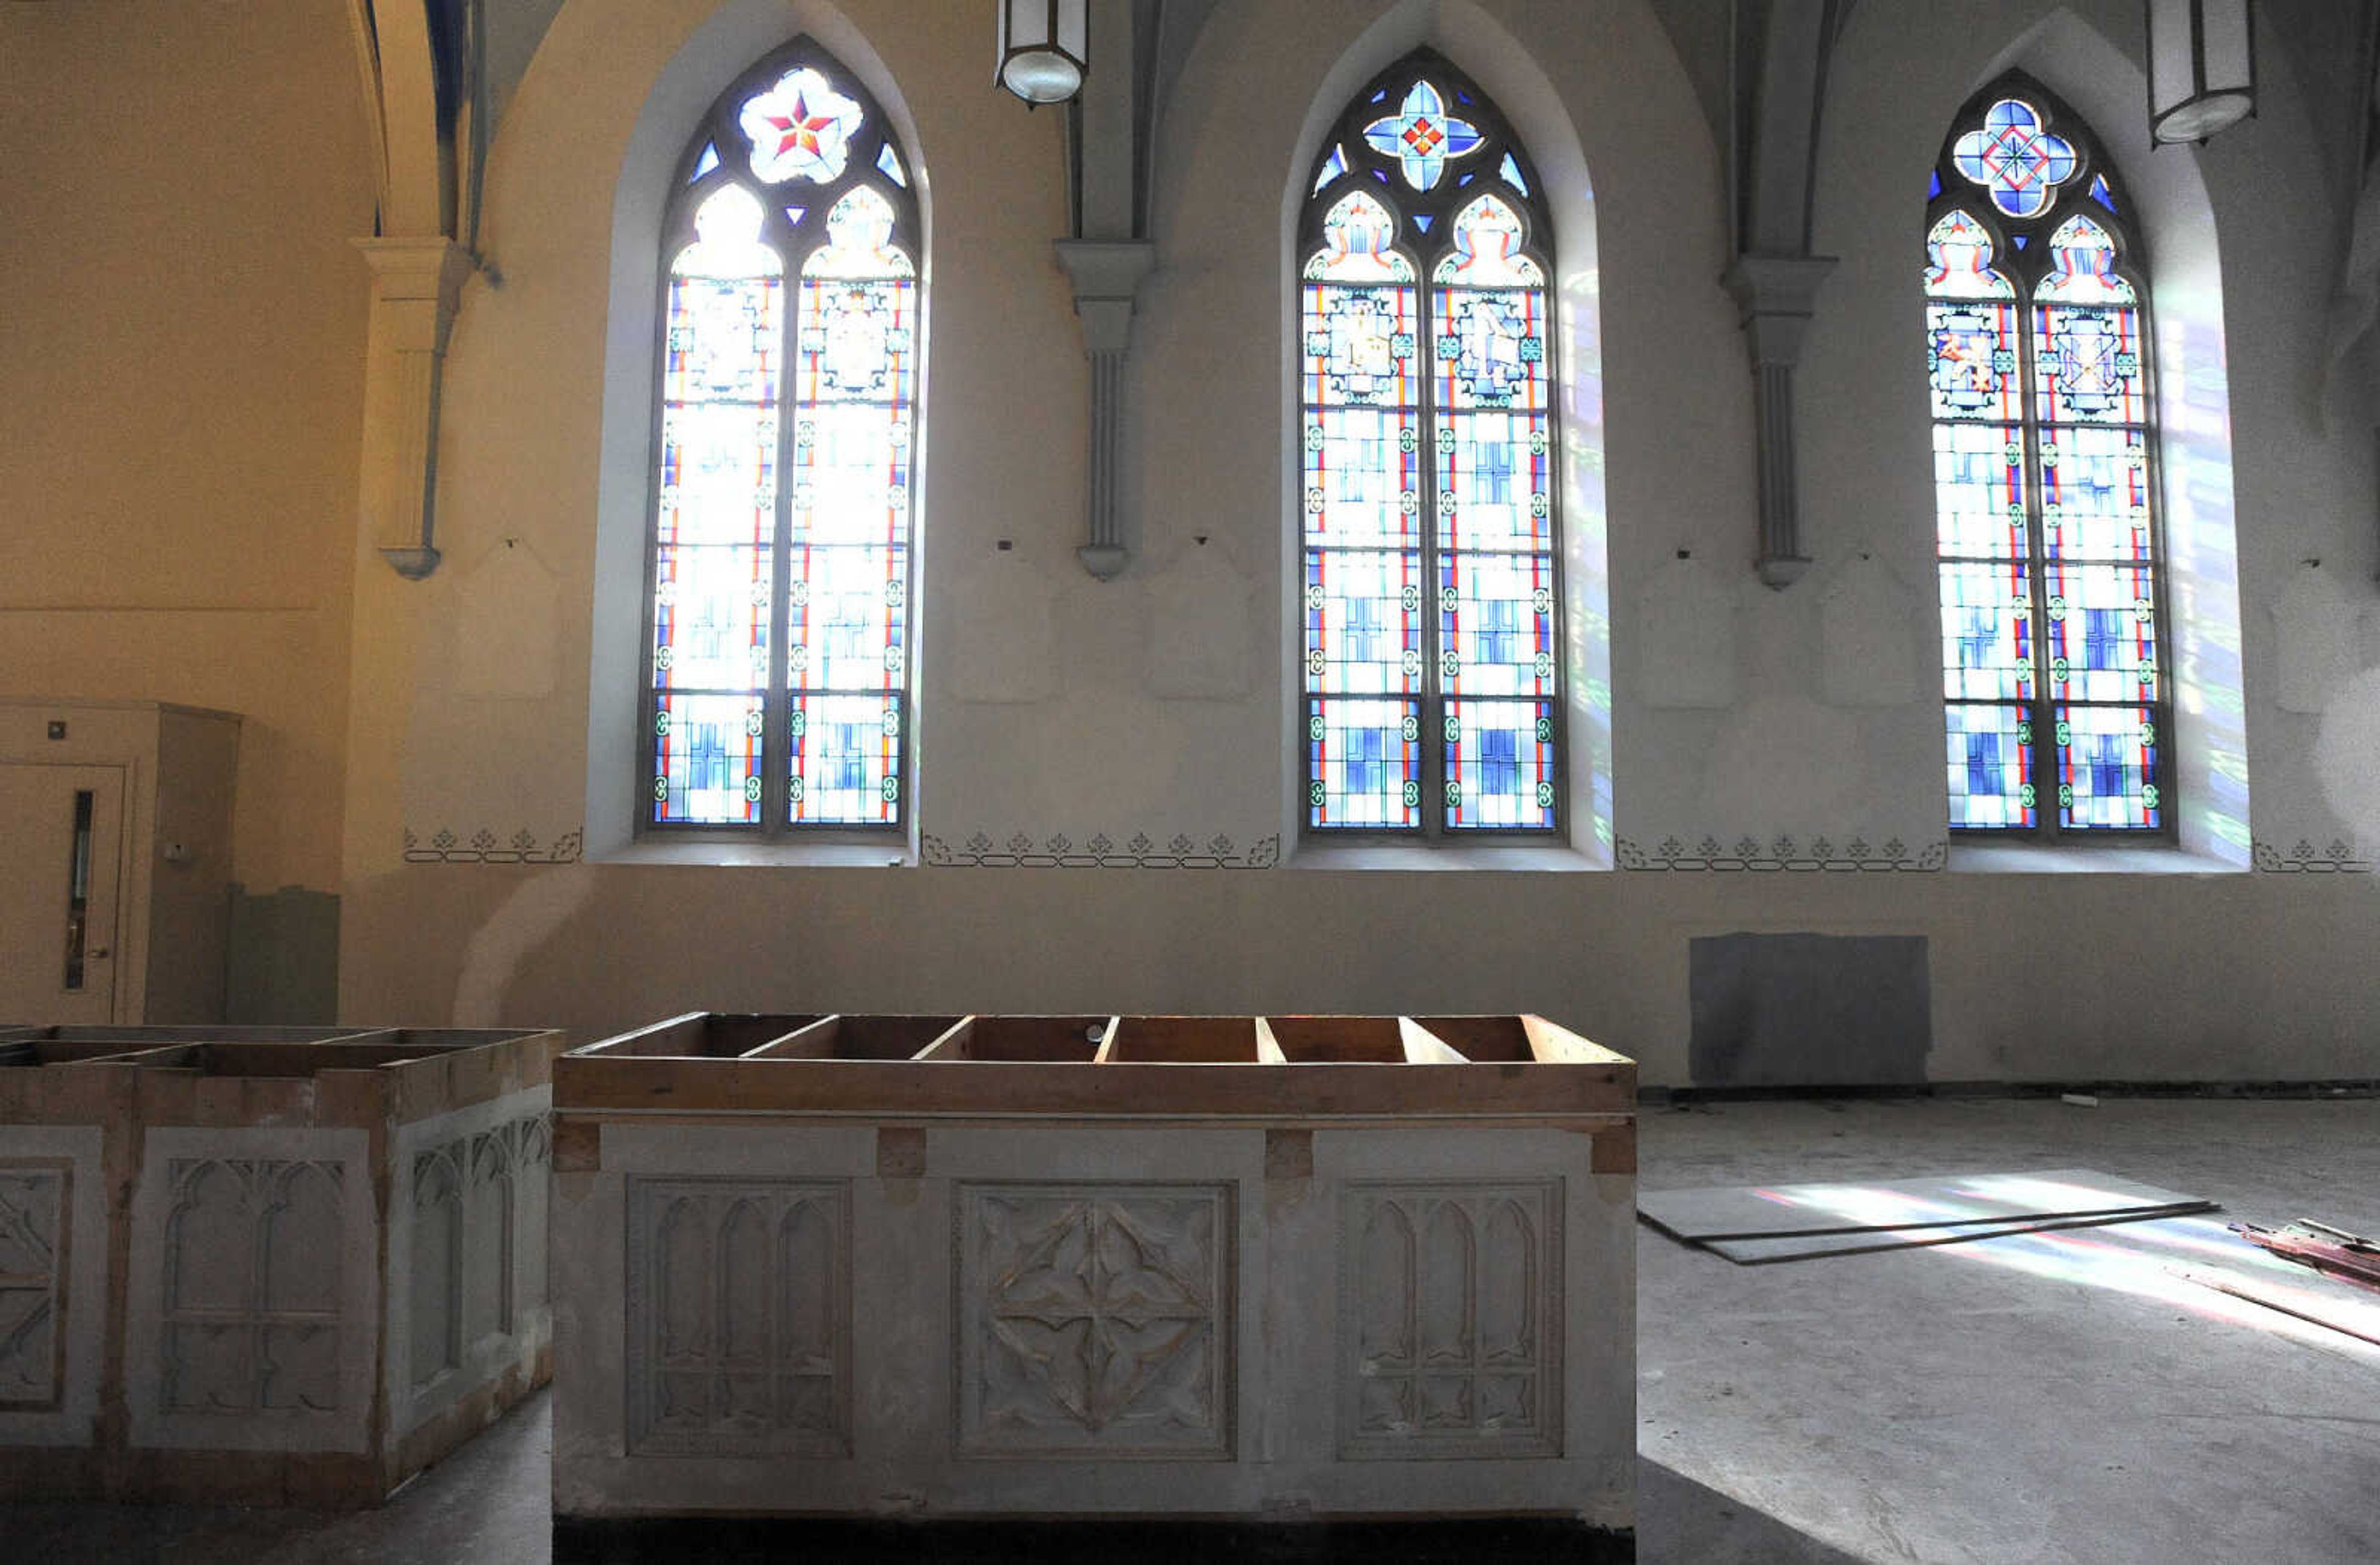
1924, 81, 2166, 838
1300, 52, 1559, 835
645, 39, 921, 834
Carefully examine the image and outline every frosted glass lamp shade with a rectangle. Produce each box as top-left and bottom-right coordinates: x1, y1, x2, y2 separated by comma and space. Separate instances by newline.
997, 0, 1088, 105
2147, 0, 2255, 144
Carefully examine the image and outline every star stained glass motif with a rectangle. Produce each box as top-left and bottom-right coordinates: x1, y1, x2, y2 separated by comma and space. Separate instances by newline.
1952, 99, 2078, 219
1362, 79, 1484, 192
739, 67, 865, 185
646, 40, 922, 835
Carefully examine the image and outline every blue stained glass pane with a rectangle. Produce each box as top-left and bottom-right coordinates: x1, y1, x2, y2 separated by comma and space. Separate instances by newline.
790, 692, 901, 824
1444, 700, 1556, 830
657, 402, 777, 549
2033, 302, 2144, 423
787, 544, 907, 690
1440, 552, 1556, 698
2039, 426, 2151, 558
1307, 698, 1421, 829
666, 273, 783, 404
1312, 143, 1349, 196
875, 141, 907, 187
653, 545, 770, 690
796, 275, 917, 406
1433, 285, 1548, 412
1929, 170, 1943, 200
2089, 174, 2116, 212
784, 206, 806, 226
692, 142, 720, 181
1937, 561, 2036, 701
1946, 703, 2035, 829
1413, 213, 1434, 232
1925, 298, 2021, 421
1499, 151, 1530, 196
1439, 408, 1551, 552
792, 401, 911, 546
653, 692, 764, 825
1362, 79, 1486, 192
1931, 422, 2027, 560
1302, 282, 1418, 406
1307, 405, 1420, 549
1457, 172, 1475, 187
1951, 98, 2078, 218
2043, 560, 2156, 702
2056, 703, 2159, 829
2012, 234, 2029, 249
1305, 549, 1424, 694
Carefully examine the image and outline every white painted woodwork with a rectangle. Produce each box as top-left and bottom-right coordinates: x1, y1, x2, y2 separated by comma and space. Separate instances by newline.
0, 700, 239, 1026
0, 764, 123, 1027
0, 1127, 107, 1450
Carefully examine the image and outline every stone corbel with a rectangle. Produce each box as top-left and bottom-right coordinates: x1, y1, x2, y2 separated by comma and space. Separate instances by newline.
355, 237, 474, 580
1724, 253, 1836, 589
1054, 239, 1155, 580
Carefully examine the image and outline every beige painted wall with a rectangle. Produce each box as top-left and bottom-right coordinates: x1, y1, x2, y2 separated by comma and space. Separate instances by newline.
0, 0, 374, 896
6, 0, 2373, 1077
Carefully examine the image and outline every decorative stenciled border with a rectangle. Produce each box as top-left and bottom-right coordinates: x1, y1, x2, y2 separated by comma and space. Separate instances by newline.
1617, 834, 1948, 872
403, 827, 585, 865
923, 831, 1280, 869
2252, 839, 2375, 874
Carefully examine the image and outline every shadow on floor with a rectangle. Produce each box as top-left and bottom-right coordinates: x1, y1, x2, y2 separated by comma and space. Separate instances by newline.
0, 1391, 1866, 1565
1638, 1461, 1870, 1564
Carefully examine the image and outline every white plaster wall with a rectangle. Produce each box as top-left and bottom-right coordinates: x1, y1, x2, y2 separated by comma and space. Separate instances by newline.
331, 0, 2380, 1087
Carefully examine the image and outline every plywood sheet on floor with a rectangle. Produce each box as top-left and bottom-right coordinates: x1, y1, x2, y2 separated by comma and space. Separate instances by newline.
1639, 1167, 2211, 1241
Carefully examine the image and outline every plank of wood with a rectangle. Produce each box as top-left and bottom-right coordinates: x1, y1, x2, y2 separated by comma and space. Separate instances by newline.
2174, 1267, 2380, 1347
2232, 1221, 2380, 1293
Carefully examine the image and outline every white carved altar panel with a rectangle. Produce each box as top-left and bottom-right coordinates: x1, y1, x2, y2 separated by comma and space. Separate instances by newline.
393, 1099, 553, 1432
160, 1158, 346, 1417
0, 1163, 68, 1411
408, 1144, 463, 1395
624, 1178, 851, 1457
1339, 1181, 1561, 1460
956, 1183, 1232, 1460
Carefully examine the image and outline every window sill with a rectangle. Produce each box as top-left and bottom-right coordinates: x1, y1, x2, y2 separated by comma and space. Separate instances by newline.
1948, 842, 2246, 875
1282, 840, 1606, 873
591, 838, 914, 868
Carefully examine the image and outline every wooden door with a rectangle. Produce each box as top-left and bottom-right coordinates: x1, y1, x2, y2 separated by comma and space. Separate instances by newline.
0, 763, 126, 1025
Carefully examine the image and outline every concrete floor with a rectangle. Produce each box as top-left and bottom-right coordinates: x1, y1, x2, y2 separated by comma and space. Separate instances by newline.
7, 1097, 2377, 1563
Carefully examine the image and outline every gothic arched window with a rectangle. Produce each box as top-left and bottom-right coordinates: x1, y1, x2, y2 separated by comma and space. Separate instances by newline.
1926, 79, 2167, 837
1297, 52, 1562, 837
642, 39, 920, 834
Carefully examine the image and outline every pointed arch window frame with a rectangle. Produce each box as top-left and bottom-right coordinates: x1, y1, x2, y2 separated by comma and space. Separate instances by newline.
1294, 49, 1567, 841
1924, 74, 2176, 843
636, 36, 924, 840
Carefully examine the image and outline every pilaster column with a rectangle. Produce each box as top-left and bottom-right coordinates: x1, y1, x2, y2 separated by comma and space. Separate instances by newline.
353, 237, 474, 580
1724, 253, 1836, 589
1055, 239, 1155, 580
